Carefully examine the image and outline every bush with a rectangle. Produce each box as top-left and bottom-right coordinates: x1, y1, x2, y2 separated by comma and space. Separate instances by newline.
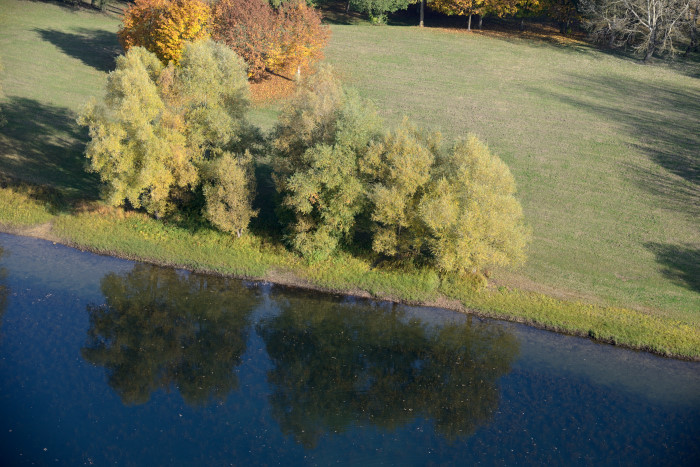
79, 41, 256, 235
118, 0, 211, 64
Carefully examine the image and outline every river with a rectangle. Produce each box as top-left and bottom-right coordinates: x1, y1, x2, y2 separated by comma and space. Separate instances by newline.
0, 233, 698, 465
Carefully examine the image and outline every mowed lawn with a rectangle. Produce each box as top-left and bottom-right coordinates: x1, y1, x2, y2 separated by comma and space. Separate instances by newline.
1, 0, 698, 323
323, 25, 700, 323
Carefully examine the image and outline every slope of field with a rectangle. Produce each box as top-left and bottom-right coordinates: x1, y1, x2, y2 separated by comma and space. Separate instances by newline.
0, 0, 698, 325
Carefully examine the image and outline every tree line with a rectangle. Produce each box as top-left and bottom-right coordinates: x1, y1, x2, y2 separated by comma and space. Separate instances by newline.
79, 41, 530, 276
79, 1, 530, 279
342, 0, 699, 60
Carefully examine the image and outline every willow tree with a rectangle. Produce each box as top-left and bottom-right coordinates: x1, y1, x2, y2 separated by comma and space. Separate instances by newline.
420, 136, 530, 274
272, 66, 383, 260
79, 41, 257, 235
360, 120, 441, 261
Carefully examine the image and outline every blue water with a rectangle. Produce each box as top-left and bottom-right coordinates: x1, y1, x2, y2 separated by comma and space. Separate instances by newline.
0, 233, 698, 466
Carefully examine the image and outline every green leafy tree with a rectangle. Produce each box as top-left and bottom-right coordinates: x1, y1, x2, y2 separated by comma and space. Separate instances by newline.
79, 47, 189, 215
202, 151, 257, 237
360, 120, 441, 261
272, 66, 383, 259
79, 41, 257, 234
349, 0, 416, 22
420, 136, 530, 274
257, 294, 518, 447
82, 264, 258, 405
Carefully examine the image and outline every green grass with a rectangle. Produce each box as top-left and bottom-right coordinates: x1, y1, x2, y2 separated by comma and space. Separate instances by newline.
0, 0, 698, 357
320, 24, 700, 323
0, 0, 121, 199
0, 185, 56, 227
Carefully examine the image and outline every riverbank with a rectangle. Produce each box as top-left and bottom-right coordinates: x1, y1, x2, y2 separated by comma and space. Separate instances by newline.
1, 187, 698, 360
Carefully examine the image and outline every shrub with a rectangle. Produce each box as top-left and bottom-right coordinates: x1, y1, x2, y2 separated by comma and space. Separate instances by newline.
118, 0, 211, 64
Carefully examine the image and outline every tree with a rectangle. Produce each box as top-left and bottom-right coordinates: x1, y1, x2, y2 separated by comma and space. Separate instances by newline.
202, 151, 257, 238
272, 66, 383, 260
360, 120, 440, 261
349, 0, 416, 22
581, 0, 691, 60
430, 0, 486, 30
212, 0, 329, 80
685, 0, 699, 55
79, 47, 189, 215
79, 41, 257, 234
420, 136, 530, 274
272, 0, 330, 76
545, 0, 581, 33
118, 0, 211, 64
211, 0, 278, 80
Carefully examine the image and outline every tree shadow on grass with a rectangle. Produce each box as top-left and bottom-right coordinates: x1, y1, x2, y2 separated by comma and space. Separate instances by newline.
526, 73, 700, 219
645, 243, 700, 293
35, 27, 122, 73
0, 96, 101, 202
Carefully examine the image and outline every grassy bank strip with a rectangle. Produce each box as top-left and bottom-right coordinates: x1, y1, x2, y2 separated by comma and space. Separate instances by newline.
0, 186, 56, 227
1, 192, 698, 359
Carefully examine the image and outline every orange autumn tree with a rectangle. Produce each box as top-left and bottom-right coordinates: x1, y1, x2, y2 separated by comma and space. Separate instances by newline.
118, 0, 211, 64
212, 0, 329, 81
269, 0, 330, 77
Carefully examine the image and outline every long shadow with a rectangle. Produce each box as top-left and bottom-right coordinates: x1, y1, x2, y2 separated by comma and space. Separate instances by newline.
645, 243, 700, 293
0, 96, 101, 201
525, 73, 700, 218
35, 27, 122, 73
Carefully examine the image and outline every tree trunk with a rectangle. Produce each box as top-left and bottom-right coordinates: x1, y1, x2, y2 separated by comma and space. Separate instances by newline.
685, 5, 699, 56
468, 14, 472, 31
420, 0, 424, 27
346, 1, 351, 15
520, 18, 525, 31
644, 27, 657, 62
478, 15, 483, 30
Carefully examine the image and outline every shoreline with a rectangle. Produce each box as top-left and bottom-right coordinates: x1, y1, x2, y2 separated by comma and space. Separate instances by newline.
3, 221, 698, 362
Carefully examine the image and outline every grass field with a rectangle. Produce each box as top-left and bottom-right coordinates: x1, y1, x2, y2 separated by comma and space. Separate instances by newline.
0, 0, 698, 353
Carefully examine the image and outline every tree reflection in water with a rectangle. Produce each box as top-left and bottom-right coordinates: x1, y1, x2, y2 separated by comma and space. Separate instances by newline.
82, 264, 259, 406
257, 292, 519, 448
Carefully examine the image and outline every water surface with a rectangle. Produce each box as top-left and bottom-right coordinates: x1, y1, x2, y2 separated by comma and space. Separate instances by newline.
0, 233, 698, 465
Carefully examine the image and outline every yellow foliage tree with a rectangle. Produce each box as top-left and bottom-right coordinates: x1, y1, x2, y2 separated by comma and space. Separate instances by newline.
420, 136, 530, 274
118, 0, 211, 64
